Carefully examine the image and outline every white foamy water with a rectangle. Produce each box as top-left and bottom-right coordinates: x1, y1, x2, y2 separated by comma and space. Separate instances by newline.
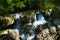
27, 34, 35, 40
33, 12, 47, 28
20, 34, 27, 40
11, 12, 48, 40
14, 13, 22, 19
20, 33, 35, 40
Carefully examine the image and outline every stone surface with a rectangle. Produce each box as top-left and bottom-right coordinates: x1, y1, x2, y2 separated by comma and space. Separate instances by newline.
0, 16, 14, 26
57, 25, 60, 29
42, 28, 49, 37
49, 26, 57, 34
0, 30, 8, 35
36, 27, 58, 40
37, 32, 43, 40
8, 29, 20, 40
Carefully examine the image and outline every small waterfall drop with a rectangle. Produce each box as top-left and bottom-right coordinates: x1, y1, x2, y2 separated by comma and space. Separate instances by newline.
33, 12, 47, 29
13, 13, 22, 30
11, 12, 48, 40
20, 15, 35, 40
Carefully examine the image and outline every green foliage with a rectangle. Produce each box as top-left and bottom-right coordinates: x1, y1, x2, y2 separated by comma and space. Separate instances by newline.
0, 0, 60, 15
16, 2, 26, 9
0, 0, 26, 15
43, 0, 55, 10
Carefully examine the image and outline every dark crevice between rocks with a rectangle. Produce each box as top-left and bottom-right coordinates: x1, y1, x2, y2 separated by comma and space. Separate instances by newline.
0, 34, 14, 40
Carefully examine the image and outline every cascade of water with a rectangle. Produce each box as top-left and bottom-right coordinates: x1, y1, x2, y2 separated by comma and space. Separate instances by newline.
20, 14, 35, 40
13, 13, 22, 30
27, 15, 32, 25
33, 12, 47, 29
7, 13, 23, 40
11, 12, 47, 40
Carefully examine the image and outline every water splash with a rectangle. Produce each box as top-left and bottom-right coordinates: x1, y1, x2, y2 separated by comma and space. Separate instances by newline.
20, 30, 35, 40
11, 12, 47, 40
12, 13, 22, 30
33, 12, 47, 29
20, 15, 35, 40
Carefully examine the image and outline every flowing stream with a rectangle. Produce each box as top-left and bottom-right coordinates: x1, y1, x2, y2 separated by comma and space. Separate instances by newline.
12, 12, 49, 40
33, 12, 47, 28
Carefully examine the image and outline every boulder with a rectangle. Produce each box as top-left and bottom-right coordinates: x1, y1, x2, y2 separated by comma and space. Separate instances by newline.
0, 16, 14, 27
49, 26, 57, 34
36, 32, 43, 40
57, 25, 60, 29
42, 28, 49, 37
36, 28, 57, 40
8, 29, 20, 40
45, 35, 54, 40
0, 30, 8, 35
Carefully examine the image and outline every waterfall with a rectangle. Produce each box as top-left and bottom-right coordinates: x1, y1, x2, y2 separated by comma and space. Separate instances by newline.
33, 12, 47, 29
27, 15, 32, 25
13, 13, 22, 30
20, 15, 35, 40
6, 13, 22, 40
10, 12, 47, 40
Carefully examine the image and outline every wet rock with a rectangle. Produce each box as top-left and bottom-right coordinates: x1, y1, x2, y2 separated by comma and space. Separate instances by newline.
49, 26, 57, 34
57, 35, 60, 40
57, 25, 60, 29
0, 30, 8, 35
46, 35, 54, 40
42, 28, 49, 37
56, 25, 60, 35
37, 33, 43, 40
3, 16, 14, 25
8, 29, 20, 40
36, 28, 57, 40
0, 16, 14, 27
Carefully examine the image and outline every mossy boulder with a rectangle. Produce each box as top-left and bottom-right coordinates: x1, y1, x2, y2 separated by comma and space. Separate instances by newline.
0, 15, 14, 28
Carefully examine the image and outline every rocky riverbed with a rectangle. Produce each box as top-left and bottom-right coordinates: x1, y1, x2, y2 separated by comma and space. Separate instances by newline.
0, 13, 60, 40
0, 22, 60, 40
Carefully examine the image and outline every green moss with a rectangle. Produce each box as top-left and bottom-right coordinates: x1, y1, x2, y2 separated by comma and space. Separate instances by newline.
0, 15, 14, 29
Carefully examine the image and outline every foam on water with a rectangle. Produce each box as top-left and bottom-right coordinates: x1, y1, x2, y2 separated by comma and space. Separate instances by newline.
33, 12, 47, 28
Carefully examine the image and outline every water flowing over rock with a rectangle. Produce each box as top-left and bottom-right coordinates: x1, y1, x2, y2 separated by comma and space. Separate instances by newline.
33, 12, 47, 29
37, 32, 43, 40
42, 28, 49, 37
57, 25, 60, 35
0, 12, 60, 40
